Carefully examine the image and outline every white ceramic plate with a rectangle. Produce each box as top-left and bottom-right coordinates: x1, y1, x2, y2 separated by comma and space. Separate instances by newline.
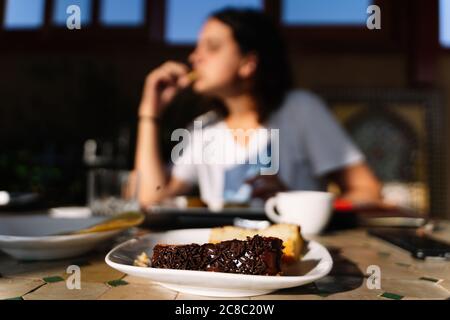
105, 228, 333, 297
0, 215, 123, 261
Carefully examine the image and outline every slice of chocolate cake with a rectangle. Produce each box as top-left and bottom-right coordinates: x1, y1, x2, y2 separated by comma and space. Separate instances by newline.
150, 235, 283, 276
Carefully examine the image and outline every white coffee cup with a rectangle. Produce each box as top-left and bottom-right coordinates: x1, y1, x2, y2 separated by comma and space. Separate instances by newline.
265, 191, 335, 235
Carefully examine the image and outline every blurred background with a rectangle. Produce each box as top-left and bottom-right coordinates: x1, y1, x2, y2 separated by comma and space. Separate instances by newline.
0, 0, 448, 219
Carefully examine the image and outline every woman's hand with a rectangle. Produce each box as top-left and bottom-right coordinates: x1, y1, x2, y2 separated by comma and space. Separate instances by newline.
139, 61, 192, 118
327, 162, 382, 205
245, 175, 288, 200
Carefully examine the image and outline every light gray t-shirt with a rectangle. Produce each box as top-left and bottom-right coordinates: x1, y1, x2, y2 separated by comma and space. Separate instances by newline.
171, 90, 365, 206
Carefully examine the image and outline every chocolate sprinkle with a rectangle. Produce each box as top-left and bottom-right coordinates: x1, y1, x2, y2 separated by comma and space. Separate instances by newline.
151, 235, 283, 276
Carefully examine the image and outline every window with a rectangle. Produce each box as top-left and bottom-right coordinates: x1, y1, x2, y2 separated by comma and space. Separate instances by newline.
165, 0, 263, 44
440, 0, 450, 48
53, 0, 92, 27
100, 0, 145, 27
4, 0, 45, 30
282, 0, 372, 26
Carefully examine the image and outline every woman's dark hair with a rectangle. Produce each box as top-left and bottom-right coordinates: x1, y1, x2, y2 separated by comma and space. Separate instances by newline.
159, 8, 293, 161
210, 8, 293, 122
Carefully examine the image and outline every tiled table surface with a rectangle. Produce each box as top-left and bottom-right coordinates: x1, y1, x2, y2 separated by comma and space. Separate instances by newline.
1, 222, 449, 300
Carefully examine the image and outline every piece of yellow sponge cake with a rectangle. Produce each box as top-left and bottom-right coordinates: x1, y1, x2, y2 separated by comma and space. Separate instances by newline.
209, 224, 303, 263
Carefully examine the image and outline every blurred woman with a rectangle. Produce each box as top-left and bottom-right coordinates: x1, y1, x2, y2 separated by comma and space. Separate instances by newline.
134, 8, 381, 208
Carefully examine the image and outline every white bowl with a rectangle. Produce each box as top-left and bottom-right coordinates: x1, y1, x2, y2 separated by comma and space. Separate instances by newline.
0, 215, 123, 260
